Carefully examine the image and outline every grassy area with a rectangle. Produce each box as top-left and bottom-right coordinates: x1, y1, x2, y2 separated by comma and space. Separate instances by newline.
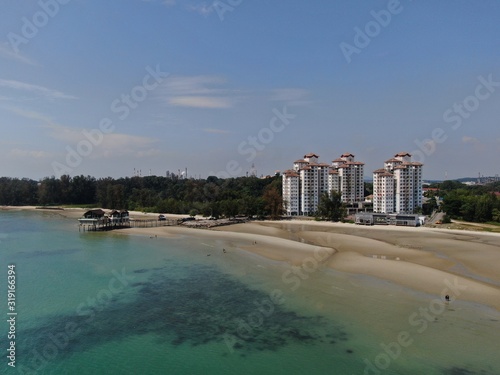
448, 221, 500, 233
425, 218, 500, 233
485, 221, 500, 226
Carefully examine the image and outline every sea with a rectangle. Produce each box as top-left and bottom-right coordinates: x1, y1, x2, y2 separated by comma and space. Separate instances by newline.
0, 210, 499, 375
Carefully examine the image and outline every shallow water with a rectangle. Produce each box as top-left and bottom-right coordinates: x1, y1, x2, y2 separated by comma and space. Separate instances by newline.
0, 211, 499, 374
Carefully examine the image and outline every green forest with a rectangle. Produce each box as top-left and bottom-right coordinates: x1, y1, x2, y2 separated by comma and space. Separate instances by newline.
428, 180, 500, 223
0, 175, 283, 219
1, 175, 499, 223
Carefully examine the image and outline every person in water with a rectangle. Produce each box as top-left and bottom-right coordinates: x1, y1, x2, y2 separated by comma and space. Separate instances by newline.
445, 295, 450, 302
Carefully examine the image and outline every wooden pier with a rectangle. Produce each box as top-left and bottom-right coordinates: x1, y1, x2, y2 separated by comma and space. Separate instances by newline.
78, 209, 178, 232
79, 222, 130, 232
129, 218, 178, 228
79, 218, 178, 232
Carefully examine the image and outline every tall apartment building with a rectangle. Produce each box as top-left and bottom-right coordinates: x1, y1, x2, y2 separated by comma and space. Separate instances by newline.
283, 153, 365, 215
282, 169, 300, 215
373, 152, 423, 214
293, 153, 330, 215
373, 168, 394, 214
332, 153, 365, 204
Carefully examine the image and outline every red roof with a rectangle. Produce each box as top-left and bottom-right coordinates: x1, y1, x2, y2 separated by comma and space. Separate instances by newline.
332, 158, 344, 162
341, 153, 354, 157
304, 153, 319, 158
395, 152, 411, 157
284, 170, 299, 177
294, 159, 307, 163
373, 169, 394, 177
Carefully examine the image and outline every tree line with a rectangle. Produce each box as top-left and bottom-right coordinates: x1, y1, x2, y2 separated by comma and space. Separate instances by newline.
2, 175, 498, 223
428, 180, 500, 223
0, 175, 284, 219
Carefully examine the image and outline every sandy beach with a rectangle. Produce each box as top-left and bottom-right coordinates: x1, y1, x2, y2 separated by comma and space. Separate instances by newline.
5, 206, 500, 310
123, 218, 500, 311
129, 215, 499, 311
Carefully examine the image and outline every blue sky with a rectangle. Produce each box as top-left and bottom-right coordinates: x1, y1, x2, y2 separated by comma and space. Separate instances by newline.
1, 0, 499, 180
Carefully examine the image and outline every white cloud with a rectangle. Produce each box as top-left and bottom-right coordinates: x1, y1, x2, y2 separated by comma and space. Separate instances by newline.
3, 109, 161, 160
169, 96, 232, 108
0, 43, 37, 66
46, 124, 159, 159
158, 75, 235, 109
0, 79, 76, 100
2, 106, 55, 125
143, 0, 215, 15
9, 148, 54, 159
158, 76, 311, 110
164, 75, 227, 95
187, 2, 214, 16
462, 136, 480, 145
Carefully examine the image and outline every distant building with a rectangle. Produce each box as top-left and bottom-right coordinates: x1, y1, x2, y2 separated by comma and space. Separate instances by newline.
109, 210, 130, 225
355, 212, 423, 227
282, 152, 365, 215
373, 152, 423, 214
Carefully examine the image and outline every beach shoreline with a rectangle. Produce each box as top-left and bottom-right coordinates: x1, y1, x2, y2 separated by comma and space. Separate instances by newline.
3, 205, 500, 310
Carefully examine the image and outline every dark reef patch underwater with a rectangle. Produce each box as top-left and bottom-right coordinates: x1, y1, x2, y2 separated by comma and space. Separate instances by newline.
443, 367, 499, 375
10, 263, 348, 371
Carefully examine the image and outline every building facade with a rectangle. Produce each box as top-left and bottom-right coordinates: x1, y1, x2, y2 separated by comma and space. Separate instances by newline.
373, 168, 394, 214
282, 169, 300, 215
283, 153, 365, 215
373, 152, 423, 214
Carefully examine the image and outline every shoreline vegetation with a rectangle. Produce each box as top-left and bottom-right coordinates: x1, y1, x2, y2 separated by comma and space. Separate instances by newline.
2, 205, 500, 311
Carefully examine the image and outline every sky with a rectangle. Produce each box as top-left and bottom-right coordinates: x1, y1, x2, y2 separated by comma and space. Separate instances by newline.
0, 0, 499, 181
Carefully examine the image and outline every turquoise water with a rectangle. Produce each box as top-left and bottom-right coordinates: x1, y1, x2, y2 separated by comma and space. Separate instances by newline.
0, 211, 499, 375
